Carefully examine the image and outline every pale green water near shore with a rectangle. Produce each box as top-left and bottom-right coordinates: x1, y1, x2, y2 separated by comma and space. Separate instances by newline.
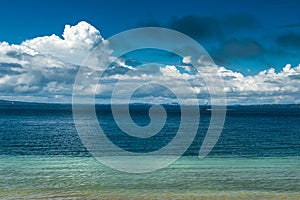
1, 155, 299, 199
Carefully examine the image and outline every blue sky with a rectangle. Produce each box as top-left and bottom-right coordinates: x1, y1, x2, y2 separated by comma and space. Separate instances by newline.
1, 0, 300, 74
0, 0, 300, 104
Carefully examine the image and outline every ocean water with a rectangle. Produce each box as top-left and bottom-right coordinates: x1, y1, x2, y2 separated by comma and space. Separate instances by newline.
0, 101, 299, 199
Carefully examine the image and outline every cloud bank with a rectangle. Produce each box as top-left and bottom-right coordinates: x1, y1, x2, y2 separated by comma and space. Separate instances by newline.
136, 14, 300, 74
0, 21, 299, 104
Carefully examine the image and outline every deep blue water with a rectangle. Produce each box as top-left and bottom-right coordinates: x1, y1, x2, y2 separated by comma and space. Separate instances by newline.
0, 101, 299, 157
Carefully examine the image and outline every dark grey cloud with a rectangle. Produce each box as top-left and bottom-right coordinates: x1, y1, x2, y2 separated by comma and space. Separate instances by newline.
222, 75, 239, 80
220, 39, 264, 58
6, 50, 33, 60
135, 14, 259, 42
41, 66, 78, 84
0, 62, 23, 76
208, 38, 265, 69
279, 22, 300, 29
222, 13, 260, 30
134, 14, 265, 70
277, 32, 300, 49
102, 65, 131, 77
169, 16, 222, 40
289, 74, 300, 80
210, 39, 264, 66
0, 62, 22, 69
6, 51, 23, 59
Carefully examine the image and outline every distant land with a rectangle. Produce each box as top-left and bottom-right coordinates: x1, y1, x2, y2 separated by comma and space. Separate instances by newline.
1, 99, 300, 107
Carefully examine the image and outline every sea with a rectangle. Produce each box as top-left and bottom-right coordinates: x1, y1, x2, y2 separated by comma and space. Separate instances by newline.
0, 101, 299, 199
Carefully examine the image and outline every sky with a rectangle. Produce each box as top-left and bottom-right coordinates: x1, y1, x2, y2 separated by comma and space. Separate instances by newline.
0, 0, 300, 104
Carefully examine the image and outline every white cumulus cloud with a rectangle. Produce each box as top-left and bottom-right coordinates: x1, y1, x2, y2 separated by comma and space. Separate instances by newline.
21, 21, 104, 65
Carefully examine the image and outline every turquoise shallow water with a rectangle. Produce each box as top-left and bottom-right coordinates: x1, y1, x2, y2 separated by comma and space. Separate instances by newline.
0, 155, 299, 199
